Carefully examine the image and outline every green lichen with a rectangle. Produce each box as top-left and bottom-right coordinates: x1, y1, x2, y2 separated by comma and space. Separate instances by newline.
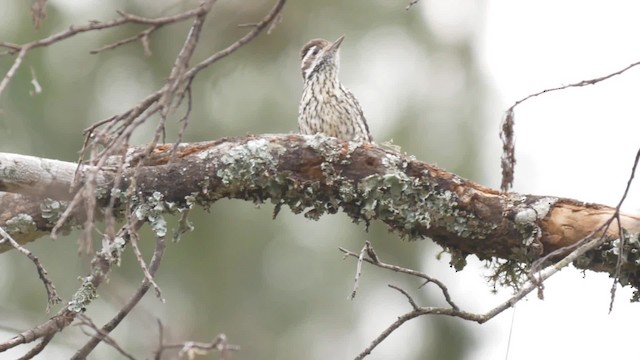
356, 168, 495, 244
216, 138, 282, 189
485, 197, 559, 292
449, 249, 468, 271
5, 214, 36, 234
110, 187, 127, 202
185, 193, 198, 207
40, 199, 64, 221
308, 135, 347, 185
95, 186, 109, 200
99, 235, 127, 266
586, 232, 640, 288
205, 137, 496, 271
134, 191, 168, 238
513, 197, 557, 257
487, 258, 528, 292
68, 276, 98, 313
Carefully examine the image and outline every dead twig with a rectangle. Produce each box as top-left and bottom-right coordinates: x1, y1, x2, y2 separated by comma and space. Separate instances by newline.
31, 0, 48, 29
339, 242, 458, 309
0, 226, 60, 312
90, 26, 157, 55
0, 3, 211, 100
0, 220, 143, 353
75, 315, 137, 360
163, 334, 240, 360
347, 241, 368, 300
17, 332, 55, 360
499, 59, 640, 191
71, 233, 166, 359
405, 0, 420, 11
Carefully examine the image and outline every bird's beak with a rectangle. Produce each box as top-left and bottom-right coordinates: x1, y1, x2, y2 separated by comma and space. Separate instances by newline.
327, 35, 345, 53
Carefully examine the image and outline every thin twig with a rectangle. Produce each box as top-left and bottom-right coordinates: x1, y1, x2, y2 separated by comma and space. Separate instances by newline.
349, 242, 368, 300
184, 0, 286, 81
0, 47, 28, 99
610, 215, 624, 313
499, 59, 640, 190
159, 334, 240, 360
90, 26, 158, 54
158, 0, 215, 120
76, 315, 137, 360
0, 226, 60, 311
609, 147, 640, 311
153, 320, 164, 360
128, 223, 165, 301
353, 239, 582, 359
339, 244, 458, 309
388, 285, 419, 309
405, 0, 420, 10
17, 332, 55, 360
508, 60, 640, 112
0, 4, 210, 100
169, 80, 194, 159
71, 234, 166, 359
0, 221, 143, 353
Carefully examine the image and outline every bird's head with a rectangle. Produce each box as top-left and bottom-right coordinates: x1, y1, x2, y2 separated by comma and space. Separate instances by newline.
300, 35, 345, 81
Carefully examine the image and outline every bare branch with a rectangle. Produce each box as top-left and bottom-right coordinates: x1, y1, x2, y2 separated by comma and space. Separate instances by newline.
159, 0, 215, 120
0, 47, 28, 99
0, 3, 213, 100
499, 59, 640, 190
405, 0, 420, 11
17, 332, 55, 360
71, 234, 166, 358
0, 220, 143, 353
340, 243, 458, 309
162, 334, 240, 360
348, 241, 368, 300
90, 26, 158, 55
75, 315, 137, 360
509, 60, 640, 112
129, 228, 164, 301
0, 226, 60, 311
185, 0, 286, 81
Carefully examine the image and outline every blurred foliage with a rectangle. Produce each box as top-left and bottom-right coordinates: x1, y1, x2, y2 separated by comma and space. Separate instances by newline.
0, 0, 488, 358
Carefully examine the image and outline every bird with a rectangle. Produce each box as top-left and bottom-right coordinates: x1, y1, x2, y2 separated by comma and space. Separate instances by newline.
297, 35, 373, 142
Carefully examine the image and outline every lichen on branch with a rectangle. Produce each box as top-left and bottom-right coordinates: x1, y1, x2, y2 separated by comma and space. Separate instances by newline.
2, 134, 640, 289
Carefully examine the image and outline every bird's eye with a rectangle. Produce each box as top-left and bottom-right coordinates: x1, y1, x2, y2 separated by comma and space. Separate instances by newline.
312, 48, 320, 56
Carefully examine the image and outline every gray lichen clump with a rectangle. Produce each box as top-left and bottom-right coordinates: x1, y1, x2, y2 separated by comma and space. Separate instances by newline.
512, 197, 557, 256
68, 276, 98, 313
5, 214, 37, 234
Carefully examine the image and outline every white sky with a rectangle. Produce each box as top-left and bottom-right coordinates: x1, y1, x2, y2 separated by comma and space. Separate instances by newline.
468, 1, 640, 359
481, 1, 640, 212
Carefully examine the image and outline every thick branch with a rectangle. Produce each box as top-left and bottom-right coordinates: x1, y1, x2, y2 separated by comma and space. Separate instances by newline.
1, 134, 639, 284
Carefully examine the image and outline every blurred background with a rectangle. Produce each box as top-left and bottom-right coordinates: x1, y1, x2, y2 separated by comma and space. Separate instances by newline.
2, 0, 640, 359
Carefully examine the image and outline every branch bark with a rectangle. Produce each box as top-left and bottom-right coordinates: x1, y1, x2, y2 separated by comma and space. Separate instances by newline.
2, 134, 639, 287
